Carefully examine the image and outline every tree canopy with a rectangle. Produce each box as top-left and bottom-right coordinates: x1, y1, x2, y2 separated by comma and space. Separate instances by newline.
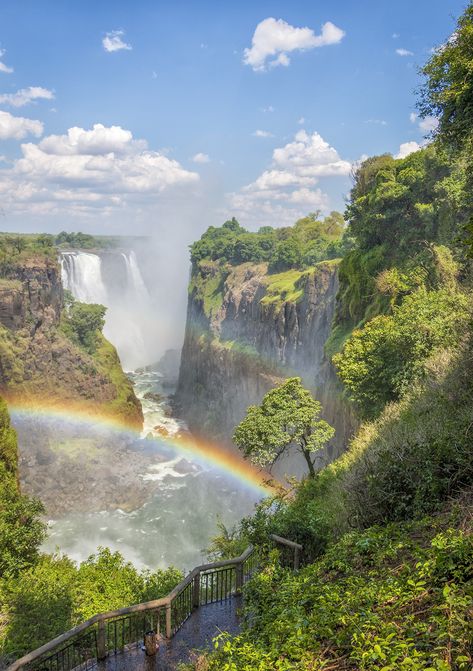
61, 292, 107, 354
333, 286, 470, 417
233, 378, 335, 478
190, 212, 349, 271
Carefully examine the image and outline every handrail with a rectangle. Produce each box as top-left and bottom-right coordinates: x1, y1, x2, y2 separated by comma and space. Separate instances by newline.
269, 533, 302, 570
7, 537, 298, 671
7, 545, 255, 671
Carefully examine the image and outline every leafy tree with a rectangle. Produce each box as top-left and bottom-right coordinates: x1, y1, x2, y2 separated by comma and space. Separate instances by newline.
0, 483, 45, 578
269, 238, 301, 272
0, 549, 182, 656
419, 3, 473, 254
36, 234, 54, 248
419, 4, 473, 153
345, 146, 458, 252
5, 236, 26, 255
233, 378, 335, 478
0, 397, 46, 578
190, 212, 345, 270
62, 294, 106, 354
333, 287, 470, 417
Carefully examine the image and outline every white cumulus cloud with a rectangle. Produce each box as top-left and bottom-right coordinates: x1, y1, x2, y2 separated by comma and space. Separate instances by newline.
409, 111, 439, 134
418, 116, 439, 133
0, 86, 54, 107
192, 152, 210, 163
0, 123, 199, 218
227, 129, 350, 227
102, 30, 132, 53
244, 17, 345, 71
272, 129, 351, 177
395, 141, 422, 159
0, 110, 43, 139
396, 48, 414, 57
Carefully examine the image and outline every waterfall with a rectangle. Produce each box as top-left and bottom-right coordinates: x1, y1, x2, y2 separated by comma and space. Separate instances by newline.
61, 252, 108, 305
60, 250, 153, 370
121, 251, 150, 300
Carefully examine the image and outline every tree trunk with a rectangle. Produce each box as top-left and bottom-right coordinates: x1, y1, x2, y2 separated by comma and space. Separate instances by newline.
301, 445, 316, 478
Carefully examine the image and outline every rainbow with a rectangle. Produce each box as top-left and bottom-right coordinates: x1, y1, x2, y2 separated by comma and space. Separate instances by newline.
7, 399, 276, 496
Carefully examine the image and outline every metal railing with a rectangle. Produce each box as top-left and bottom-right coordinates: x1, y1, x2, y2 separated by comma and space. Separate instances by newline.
270, 534, 303, 570
7, 537, 297, 671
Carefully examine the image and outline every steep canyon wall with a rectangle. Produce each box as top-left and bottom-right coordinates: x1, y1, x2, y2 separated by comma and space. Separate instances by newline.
0, 253, 142, 426
176, 260, 356, 465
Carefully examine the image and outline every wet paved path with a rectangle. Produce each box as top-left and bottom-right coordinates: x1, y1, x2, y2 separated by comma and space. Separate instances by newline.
98, 597, 242, 671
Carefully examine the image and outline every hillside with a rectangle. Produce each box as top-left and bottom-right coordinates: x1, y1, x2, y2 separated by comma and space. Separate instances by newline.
0, 238, 142, 427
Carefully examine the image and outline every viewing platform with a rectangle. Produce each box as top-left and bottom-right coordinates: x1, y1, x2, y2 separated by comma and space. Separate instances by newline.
7, 536, 302, 671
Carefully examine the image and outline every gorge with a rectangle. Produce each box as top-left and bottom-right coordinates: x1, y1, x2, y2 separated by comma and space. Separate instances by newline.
5, 241, 267, 571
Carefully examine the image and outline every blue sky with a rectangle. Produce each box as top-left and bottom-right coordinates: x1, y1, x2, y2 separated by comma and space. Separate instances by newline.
0, 0, 466, 236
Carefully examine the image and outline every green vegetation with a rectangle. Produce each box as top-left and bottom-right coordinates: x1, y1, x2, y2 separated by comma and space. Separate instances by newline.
333, 286, 470, 417
55, 231, 115, 249
185, 6, 473, 668
0, 398, 45, 579
197, 512, 472, 671
2, 4, 473, 669
190, 211, 348, 272
260, 268, 308, 307
0, 396, 180, 660
0, 548, 182, 657
93, 335, 143, 424
234, 378, 335, 478
188, 261, 228, 318
61, 291, 107, 354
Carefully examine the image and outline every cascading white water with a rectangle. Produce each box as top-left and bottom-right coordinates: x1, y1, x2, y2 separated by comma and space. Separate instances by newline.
121, 251, 150, 300
60, 250, 154, 370
61, 252, 108, 304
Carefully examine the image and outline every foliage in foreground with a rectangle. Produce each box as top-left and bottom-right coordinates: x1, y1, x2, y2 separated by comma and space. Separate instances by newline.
189, 509, 473, 671
0, 547, 182, 658
210, 337, 473, 566
0, 397, 45, 579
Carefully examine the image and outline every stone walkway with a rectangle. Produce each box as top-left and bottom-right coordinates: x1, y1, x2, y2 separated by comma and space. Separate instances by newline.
98, 597, 242, 671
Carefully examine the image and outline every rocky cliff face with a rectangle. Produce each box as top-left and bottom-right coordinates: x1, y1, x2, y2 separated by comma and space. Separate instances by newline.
0, 254, 142, 427
176, 260, 356, 464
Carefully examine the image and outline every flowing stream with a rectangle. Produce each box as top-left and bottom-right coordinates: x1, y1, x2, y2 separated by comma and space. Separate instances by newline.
37, 369, 261, 571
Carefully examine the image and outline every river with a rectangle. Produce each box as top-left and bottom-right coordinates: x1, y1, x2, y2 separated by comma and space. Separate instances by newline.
14, 368, 264, 572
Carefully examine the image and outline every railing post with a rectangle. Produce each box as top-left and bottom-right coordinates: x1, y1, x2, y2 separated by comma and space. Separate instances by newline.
294, 546, 300, 571
235, 562, 243, 593
193, 572, 200, 610
165, 603, 172, 639
97, 620, 107, 660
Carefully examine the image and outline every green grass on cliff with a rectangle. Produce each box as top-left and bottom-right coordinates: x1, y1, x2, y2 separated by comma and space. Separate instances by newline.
260, 268, 309, 308
93, 336, 143, 426
189, 261, 227, 318
260, 260, 340, 311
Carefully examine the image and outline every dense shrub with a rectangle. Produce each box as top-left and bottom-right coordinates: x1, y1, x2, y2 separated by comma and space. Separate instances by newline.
61, 292, 107, 354
333, 286, 470, 417
188, 512, 473, 671
0, 397, 46, 579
